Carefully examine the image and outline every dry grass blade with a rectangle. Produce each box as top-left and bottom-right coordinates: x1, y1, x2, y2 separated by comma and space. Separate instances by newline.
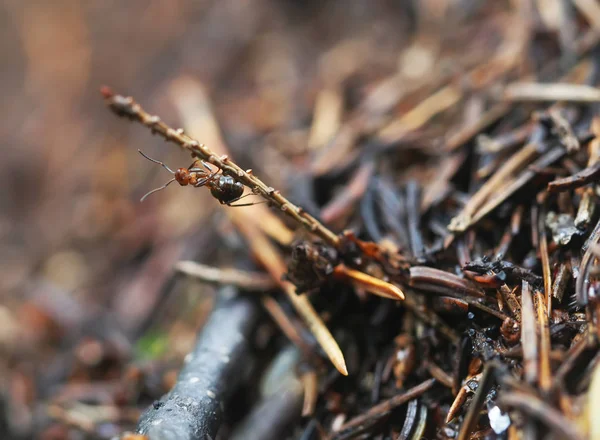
308, 87, 343, 151
377, 85, 461, 143
521, 281, 538, 386
448, 141, 540, 232
536, 200, 552, 318
332, 264, 405, 300
300, 369, 318, 417
231, 215, 348, 376
175, 261, 276, 291
459, 146, 568, 232
321, 160, 375, 224
533, 290, 551, 391
503, 83, 600, 102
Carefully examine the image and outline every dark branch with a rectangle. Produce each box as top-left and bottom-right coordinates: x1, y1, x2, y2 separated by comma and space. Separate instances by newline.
136, 288, 260, 440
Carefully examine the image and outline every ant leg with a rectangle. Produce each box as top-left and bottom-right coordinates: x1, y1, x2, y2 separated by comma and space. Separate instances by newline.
224, 193, 253, 203
189, 161, 216, 174
194, 171, 218, 187
227, 200, 268, 207
225, 193, 268, 207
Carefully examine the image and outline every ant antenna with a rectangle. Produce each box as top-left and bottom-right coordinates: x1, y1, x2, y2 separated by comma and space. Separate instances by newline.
138, 150, 178, 202
140, 178, 176, 202
138, 149, 175, 174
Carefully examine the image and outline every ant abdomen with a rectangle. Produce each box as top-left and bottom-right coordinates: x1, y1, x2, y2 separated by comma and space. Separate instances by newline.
210, 175, 244, 204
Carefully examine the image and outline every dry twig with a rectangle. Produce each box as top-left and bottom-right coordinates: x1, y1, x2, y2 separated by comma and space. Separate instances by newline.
101, 87, 340, 247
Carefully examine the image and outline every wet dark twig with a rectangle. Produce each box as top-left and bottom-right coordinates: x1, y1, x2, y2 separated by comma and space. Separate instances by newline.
136, 288, 259, 440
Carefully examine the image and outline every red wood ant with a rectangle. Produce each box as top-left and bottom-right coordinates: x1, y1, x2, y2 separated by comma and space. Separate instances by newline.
138, 150, 260, 207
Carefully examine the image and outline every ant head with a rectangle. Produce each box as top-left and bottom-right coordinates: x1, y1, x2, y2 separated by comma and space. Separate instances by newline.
174, 168, 190, 186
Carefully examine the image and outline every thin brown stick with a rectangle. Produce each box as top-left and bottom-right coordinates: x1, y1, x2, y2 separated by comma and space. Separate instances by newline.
320, 160, 375, 224
403, 294, 461, 343
498, 391, 585, 440
448, 141, 539, 232
533, 290, 552, 392
458, 145, 568, 232
456, 363, 496, 440
261, 295, 311, 358
547, 162, 600, 192
552, 333, 592, 391
426, 361, 454, 389
409, 266, 484, 298
537, 199, 552, 318
331, 378, 436, 435
101, 87, 340, 248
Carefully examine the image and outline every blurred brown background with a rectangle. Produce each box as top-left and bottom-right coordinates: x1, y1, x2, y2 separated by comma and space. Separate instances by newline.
0, 0, 511, 437
0, 0, 415, 297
